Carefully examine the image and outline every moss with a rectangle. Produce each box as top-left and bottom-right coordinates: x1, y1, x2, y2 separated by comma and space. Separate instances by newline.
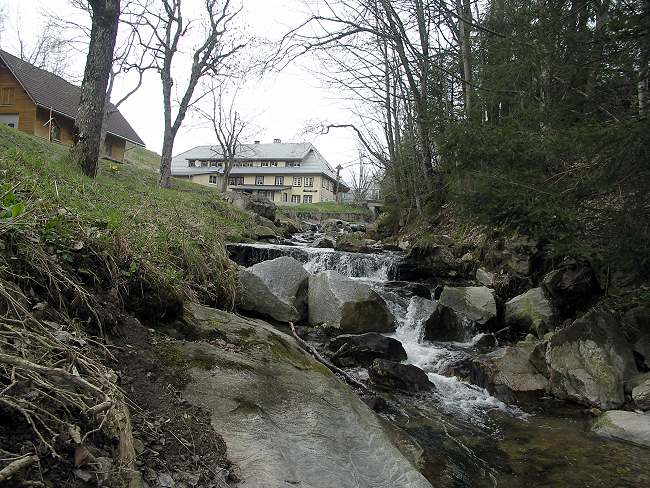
154, 341, 192, 385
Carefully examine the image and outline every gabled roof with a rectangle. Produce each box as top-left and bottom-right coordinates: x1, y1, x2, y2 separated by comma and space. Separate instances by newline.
172, 142, 349, 189
0, 49, 145, 146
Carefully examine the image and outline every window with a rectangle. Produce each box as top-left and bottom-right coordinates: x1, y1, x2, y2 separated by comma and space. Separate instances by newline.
188, 161, 196, 167
304, 177, 314, 188
292, 176, 302, 187
291, 195, 301, 203
287, 162, 301, 167
0, 88, 15, 106
270, 162, 278, 167
200, 161, 208, 167
229, 176, 244, 185
261, 162, 269, 167
322, 179, 326, 188
209, 175, 218, 185
275, 176, 284, 185
282, 193, 288, 202
255, 176, 264, 185
303, 195, 313, 204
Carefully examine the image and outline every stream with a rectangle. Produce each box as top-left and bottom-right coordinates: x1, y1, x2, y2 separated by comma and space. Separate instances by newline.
227, 237, 650, 488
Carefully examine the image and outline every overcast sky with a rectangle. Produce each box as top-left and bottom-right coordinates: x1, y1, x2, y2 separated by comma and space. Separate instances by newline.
2, 0, 364, 182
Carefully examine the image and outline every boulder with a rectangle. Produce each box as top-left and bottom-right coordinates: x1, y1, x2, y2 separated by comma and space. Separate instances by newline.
182, 303, 433, 488
313, 236, 336, 249
254, 225, 277, 240
308, 271, 395, 334
225, 191, 276, 220
368, 359, 433, 393
238, 257, 309, 322
592, 411, 650, 448
625, 372, 650, 394
445, 341, 549, 403
632, 379, 650, 410
621, 306, 650, 371
476, 268, 494, 287
277, 216, 303, 237
384, 282, 432, 300
473, 333, 497, 352
335, 232, 373, 253
546, 309, 638, 409
397, 243, 459, 281
424, 286, 497, 342
542, 260, 600, 314
328, 333, 407, 367
504, 288, 555, 338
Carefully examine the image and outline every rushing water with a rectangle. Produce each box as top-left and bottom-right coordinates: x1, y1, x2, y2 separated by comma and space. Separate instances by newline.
228, 240, 650, 487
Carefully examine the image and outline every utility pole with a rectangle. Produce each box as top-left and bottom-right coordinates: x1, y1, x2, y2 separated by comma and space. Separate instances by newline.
334, 164, 343, 202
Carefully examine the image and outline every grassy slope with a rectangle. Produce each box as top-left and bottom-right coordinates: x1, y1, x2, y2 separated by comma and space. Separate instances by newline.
124, 142, 162, 171
0, 125, 255, 307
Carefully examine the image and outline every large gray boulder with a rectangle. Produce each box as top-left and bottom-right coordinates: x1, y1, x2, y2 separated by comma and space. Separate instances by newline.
181, 303, 433, 488
238, 257, 309, 322
424, 286, 497, 342
546, 309, 638, 409
308, 271, 395, 334
592, 411, 650, 448
542, 260, 600, 314
505, 288, 555, 338
445, 341, 549, 404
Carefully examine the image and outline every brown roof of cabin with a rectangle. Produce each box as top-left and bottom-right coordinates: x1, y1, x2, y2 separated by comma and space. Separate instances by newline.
0, 49, 145, 146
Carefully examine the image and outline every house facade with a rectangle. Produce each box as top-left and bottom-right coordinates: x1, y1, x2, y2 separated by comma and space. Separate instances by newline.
0, 49, 144, 160
171, 141, 349, 204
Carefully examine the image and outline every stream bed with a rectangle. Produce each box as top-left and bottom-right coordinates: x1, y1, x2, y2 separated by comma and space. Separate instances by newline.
227, 239, 650, 487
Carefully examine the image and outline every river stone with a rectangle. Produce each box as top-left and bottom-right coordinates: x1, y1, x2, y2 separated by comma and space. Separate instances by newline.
592, 411, 650, 447
505, 287, 555, 338
424, 286, 497, 342
621, 306, 650, 370
328, 333, 407, 367
313, 236, 336, 249
632, 380, 650, 410
238, 257, 309, 322
542, 261, 600, 313
368, 359, 434, 393
445, 341, 549, 403
625, 372, 650, 394
308, 271, 396, 334
546, 309, 638, 409
476, 268, 495, 287
181, 303, 432, 488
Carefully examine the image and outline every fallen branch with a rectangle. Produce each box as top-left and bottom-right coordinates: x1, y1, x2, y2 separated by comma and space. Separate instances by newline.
288, 322, 370, 394
0, 454, 39, 482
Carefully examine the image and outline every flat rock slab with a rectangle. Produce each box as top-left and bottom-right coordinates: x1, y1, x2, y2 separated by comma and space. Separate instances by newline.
592, 411, 650, 448
181, 303, 432, 488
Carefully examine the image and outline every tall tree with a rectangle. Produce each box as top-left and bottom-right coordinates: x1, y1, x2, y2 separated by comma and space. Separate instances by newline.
139, 0, 246, 188
70, 0, 121, 177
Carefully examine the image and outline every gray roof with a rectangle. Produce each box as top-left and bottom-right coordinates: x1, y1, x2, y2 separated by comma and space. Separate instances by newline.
172, 142, 349, 189
0, 49, 145, 146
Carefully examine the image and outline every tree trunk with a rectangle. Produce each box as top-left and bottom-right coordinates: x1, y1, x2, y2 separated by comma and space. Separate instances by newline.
456, 0, 473, 115
71, 0, 121, 177
158, 129, 174, 188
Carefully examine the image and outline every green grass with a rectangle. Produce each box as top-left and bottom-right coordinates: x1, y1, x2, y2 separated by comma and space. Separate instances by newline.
280, 201, 370, 216
0, 125, 256, 310
124, 143, 162, 171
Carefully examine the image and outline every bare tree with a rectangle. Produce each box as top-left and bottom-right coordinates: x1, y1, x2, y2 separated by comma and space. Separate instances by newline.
195, 80, 255, 192
137, 0, 247, 188
70, 0, 122, 177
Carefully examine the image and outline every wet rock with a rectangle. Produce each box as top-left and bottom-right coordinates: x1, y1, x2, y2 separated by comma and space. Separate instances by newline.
384, 282, 432, 300
277, 216, 303, 237
473, 333, 497, 352
182, 303, 432, 488
592, 410, 650, 447
424, 286, 497, 342
239, 257, 309, 322
368, 359, 434, 393
397, 242, 459, 281
504, 288, 556, 338
546, 309, 638, 409
328, 333, 407, 367
542, 260, 600, 314
313, 236, 336, 248
476, 268, 494, 287
308, 271, 396, 334
632, 379, 650, 410
447, 341, 549, 403
620, 306, 650, 371
335, 232, 374, 253
254, 225, 277, 241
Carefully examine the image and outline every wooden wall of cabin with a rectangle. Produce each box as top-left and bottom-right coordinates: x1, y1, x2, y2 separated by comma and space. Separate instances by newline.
35, 107, 75, 146
0, 67, 37, 134
103, 134, 126, 162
